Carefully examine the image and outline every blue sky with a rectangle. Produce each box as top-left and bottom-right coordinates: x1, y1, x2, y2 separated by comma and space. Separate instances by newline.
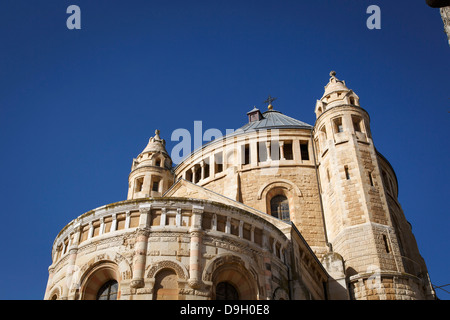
0, 1, 448, 300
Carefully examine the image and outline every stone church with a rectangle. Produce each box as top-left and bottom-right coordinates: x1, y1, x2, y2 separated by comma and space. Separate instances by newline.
44, 72, 436, 300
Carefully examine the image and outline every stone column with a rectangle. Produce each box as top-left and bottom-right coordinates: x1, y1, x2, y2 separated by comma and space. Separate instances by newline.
209, 154, 215, 177
225, 216, 231, 234
99, 217, 105, 236
188, 205, 204, 289
250, 141, 258, 167
212, 214, 217, 231
279, 141, 285, 160
64, 226, 81, 300
125, 210, 131, 229
293, 139, 301, 162
238, 220, 244, 238
176, 208, 182, 227
266, 141, 272, 161
160, 207, 167, 226
111, 214, 117, 232
131, 205, 151, 289
200, 160, 205, 180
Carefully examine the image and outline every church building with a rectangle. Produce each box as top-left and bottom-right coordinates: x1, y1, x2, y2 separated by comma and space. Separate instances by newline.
44, 72, 436, 300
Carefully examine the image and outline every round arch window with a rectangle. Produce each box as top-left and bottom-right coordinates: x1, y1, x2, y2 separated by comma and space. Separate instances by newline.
216, 281, 239, 300
270, 195, 290, 222
96, 280, 118, 300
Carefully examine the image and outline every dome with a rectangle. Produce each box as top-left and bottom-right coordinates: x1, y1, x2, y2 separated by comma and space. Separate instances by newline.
239, 108, 313, 132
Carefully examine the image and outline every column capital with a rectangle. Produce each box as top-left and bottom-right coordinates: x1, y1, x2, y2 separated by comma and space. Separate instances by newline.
136, 227, 151, 238
192, 205, 204, 214
139, 203, 152, 214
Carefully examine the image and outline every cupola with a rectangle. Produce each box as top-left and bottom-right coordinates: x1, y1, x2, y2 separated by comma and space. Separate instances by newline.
127, 130, 174, 200
315, 71, 360, 118
247, 106, 264, 123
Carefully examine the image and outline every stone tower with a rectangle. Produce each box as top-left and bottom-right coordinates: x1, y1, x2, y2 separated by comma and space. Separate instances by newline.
127, 130, 174, 199
313, 71, 435, 299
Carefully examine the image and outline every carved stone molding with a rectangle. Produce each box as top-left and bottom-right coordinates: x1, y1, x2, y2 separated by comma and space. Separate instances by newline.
146, 260, 188, 280
257, 179, 302, 200
130, 279, 145, 289
273, 287, 290, 300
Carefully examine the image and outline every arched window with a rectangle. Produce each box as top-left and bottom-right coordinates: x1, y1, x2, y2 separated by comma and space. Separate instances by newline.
270, 195, 290, 222
350, 97, 355, 105
96, 280, 118, 300
153, 269, 178, 300
216, 281, 239, 300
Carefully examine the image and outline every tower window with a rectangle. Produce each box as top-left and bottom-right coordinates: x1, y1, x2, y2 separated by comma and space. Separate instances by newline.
353, 120, 361, 132
352, 116, 363, 132
152, 181, 159, 192
270, 195, 290, 222
383, 234, 390, 253
155, 159, 161, 167
334, 117, 344, 133
300, 141, 309, 160
135, 177, 144, 192
344, 166, 350, 180
350, 97, 355, 105
368, 171, 374, 186
97, 280, 118, 300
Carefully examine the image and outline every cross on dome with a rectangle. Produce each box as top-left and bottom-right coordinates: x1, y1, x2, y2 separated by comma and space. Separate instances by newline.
264, 95, 277, 110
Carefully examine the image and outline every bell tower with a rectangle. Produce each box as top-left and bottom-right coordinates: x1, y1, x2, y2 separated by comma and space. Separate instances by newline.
127, 130, 174, 200
313, 71, 433, 299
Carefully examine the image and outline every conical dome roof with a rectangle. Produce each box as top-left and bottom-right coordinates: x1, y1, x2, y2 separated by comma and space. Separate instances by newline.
140, 129, 169, 156
321, 71, 350, 98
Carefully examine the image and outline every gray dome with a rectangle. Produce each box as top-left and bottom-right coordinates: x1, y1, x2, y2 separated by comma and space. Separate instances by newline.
239, 109, 312, 132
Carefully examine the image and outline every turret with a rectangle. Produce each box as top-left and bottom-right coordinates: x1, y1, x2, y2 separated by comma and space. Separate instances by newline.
313, 71, 433, 299
127, 130, 174, 199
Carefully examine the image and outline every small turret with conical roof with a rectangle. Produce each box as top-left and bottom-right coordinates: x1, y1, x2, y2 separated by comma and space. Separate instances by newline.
127, 130, 174, 199
315, 71, 360, 118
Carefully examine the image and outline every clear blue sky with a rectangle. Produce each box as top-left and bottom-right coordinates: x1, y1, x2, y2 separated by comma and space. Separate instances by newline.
0, 1, 448, 300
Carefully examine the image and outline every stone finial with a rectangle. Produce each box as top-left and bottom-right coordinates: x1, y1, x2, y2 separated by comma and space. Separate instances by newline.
330, 71, 337, 78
